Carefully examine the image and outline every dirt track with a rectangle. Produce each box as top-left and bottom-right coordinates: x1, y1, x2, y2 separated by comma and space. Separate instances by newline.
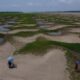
0, 49, 69, 80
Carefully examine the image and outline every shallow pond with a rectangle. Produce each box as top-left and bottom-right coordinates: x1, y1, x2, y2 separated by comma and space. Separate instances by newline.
0, 24, 13, 44
0, 38, 5, 44
0, 26, 10, 32
48, 32, 62, 36
0, 19, 17, 44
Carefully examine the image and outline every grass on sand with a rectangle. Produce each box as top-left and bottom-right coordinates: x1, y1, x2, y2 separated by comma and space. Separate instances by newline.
14, 37, 80, 55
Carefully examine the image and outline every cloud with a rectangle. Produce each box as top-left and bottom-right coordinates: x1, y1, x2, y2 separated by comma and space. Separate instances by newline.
11, 4, 20, 7
24, 2, 45, 7
0, 0, 80, 12
27, 2, 34, 6
58, 0, 73, 4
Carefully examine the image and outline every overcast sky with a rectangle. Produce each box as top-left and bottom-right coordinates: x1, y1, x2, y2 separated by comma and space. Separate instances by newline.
0, 0, 80, 12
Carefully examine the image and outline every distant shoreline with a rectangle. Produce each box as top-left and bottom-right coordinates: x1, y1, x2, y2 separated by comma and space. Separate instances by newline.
0, 11, 80, 14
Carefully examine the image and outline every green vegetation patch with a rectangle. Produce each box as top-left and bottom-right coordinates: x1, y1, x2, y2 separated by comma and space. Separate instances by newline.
17, 14, 36, 24
9, 25, 37, 30
13, 31, 39, 37
14, 38, 80, 55
14, 37, 53, 55
0, 33, 5, 37
11, 29, 63, 37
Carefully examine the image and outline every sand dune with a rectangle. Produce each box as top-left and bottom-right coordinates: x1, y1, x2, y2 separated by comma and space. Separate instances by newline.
69, 28, 80, 33
45, 25, 69, 30
8, 29, 39, 34
0, 24, 73, 80
0, 49, 69, 80
13, 33, 80, 43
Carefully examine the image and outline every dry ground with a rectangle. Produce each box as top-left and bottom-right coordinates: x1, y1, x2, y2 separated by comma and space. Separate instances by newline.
0, 42, 15, 59
69, 28, 80, 33
8, 29, 39, 34
0, 25, 75, 80
0, 47, 69, 80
